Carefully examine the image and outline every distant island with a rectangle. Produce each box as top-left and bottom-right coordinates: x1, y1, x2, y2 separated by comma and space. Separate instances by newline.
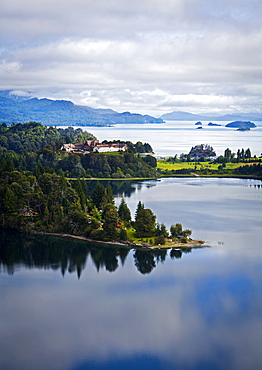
225, 121, 257, 129
0, 90, 163, 126
208, 122, 222, 126
237, 127, 250, 131
160, 111, 262, 121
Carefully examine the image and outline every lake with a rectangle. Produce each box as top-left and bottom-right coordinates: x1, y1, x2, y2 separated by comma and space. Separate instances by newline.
71, 120, 262, 157
1, 177, 262, 370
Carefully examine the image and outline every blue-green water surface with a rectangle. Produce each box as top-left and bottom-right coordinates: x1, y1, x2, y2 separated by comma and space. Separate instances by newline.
0, 177, 262, 370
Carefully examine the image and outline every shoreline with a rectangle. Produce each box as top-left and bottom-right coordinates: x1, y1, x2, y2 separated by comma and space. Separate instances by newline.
66, 174, 262, 181
30, 230, 206, 250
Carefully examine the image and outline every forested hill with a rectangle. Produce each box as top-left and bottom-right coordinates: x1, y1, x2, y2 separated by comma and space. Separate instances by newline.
0, 90, 163, 126
0, 122, 176, 247
0, 122, 158, 178
0, 122, 97, 153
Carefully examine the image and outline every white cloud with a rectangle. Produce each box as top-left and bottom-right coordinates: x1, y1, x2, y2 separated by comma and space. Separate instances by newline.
0, 0, 261, 115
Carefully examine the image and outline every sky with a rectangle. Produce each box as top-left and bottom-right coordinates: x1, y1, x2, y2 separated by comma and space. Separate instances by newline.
0, 0, 262, 116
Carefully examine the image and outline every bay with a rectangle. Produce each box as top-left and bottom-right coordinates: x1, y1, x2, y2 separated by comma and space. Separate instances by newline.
1, 177, 262, 370
73, 120, 262, 157
1, 120, 262, 369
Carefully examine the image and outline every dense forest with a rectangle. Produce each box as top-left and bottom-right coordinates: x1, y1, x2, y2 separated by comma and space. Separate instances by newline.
0, 122, 189, 246
0, 122, 158, 178
0, 169, 190, 246
1, 122, 260, 245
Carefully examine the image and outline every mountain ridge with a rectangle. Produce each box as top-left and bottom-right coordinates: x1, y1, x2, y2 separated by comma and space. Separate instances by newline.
1, 90, 261, 125
0, 90, 163, 126
160, 110, 262, 121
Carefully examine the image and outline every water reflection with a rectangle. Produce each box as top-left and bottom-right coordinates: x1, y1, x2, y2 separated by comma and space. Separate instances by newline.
0, 231, 194, 277
1, 176, 262, 370
85, 179, 157, 198
86, 179, 138, 198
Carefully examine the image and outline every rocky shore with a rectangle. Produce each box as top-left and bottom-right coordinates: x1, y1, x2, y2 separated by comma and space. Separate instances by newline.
30, 230, 205, 250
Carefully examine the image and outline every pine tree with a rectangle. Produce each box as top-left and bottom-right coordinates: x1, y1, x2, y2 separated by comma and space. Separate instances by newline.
119, 227, 128, 241
75, 178, 88, 211
170, 223, 183, 238
101, 186, 115, 210
91, 182, 105, 209
103, 204, 118, 240
3, 187, 17, 213
135, 201, 144, 219
118, 197, 131, 222
134, 208, 156, 238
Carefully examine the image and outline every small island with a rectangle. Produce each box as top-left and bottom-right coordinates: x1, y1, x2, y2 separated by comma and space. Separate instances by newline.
225, 121, 256, 129
208, 122, 222, 126
237, 127, 250, 131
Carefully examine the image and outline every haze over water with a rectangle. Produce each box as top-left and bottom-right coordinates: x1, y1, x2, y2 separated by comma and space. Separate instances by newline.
78, 120, 262, 157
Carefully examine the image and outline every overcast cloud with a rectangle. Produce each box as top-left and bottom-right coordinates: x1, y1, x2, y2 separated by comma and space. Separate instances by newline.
0, 0, 262, 115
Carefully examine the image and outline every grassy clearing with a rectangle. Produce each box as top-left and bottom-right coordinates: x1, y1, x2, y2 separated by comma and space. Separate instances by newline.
126, 228, 154, 244
157, 160, 253, 172
125, 228, 197, 247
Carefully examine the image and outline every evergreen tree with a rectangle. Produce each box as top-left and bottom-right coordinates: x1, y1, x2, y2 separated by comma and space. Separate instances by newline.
118, 197, 131, 222
237, 149, 241, 162
160, 223, 169, 238
3, 187, 17, 213
156, 223, 169, 238
75, 178, 86, 209
103, 203, 118, 240
245, 148, 251, 159
155, 235, 165, 245
119, 227, 128, 241
134, 208, 156, 237
100, 186, 114, 210
170, 223, 183, 238
135, 201, 144, 219
80, 178, 89, 198
144, 143, 153, 153
91, 205, 102, 221
155, 223, 161, 236
91, 182, 105, 209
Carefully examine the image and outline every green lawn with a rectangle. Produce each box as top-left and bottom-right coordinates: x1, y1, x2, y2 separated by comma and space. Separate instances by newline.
126, 228, 157, 245
157, 160, 252, 171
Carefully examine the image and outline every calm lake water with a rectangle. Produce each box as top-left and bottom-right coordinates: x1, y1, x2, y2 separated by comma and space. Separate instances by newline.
74, 120, 262, 157
1, 177, 262, 370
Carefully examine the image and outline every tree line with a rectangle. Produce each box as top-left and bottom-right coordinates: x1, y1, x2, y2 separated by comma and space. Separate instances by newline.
0, 166, 191, 247
0, 122, 157, 178
0, 231, 191, 277
165, 145, 262, 178
1, 121, 190, 246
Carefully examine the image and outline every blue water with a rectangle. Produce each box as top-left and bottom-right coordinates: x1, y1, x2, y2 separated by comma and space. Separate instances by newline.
72, 120, 262, 157
1, 177, 262, 370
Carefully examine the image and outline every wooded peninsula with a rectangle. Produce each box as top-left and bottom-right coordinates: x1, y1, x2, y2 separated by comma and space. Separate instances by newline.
0, 122, 261, 248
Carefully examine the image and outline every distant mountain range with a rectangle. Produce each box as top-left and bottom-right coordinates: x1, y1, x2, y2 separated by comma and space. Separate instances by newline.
0, 91, 163, 126
160, 111, 262, 121
1, 90, 261, 126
